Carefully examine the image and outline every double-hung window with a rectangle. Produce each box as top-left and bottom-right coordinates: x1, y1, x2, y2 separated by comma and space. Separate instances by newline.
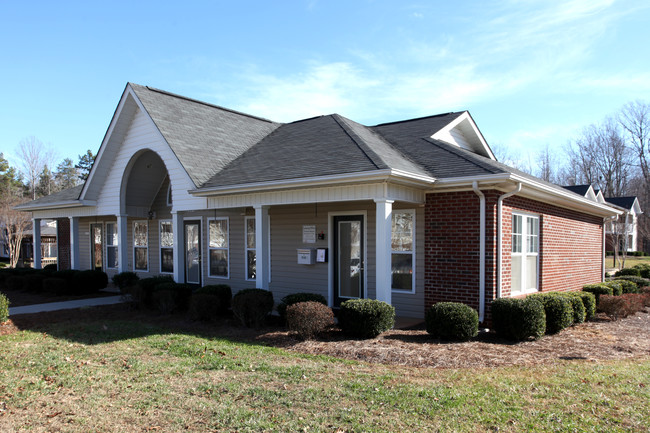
209, 218, 229, 278
159, 220, 173, 273
391, 210, 415, 292
106, 222, 118, 269
245, 216, 256, 280
133, 221, 148, 271
511, 213, 539, 294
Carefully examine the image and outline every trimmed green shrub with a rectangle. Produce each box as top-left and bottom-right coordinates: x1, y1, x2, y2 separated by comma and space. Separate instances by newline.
529, 294, 574, 334
72, 270, 108, 295
286, 301, 335, 339
633, 264, 650, 279
131, 276, 175, 308
613, 276, 650, 291
338, 299, 395, 339
611, 279, 640, 294
544, 292, 586, 324
425, 302, 479, 341
490, 297, 546, 341
232, 289, 274, 328
189, 292, 223, 321
615, 267, 641, 277
574, 291, 597, 320
601, 281, 623, 296
43, 277, 67, 295
5, 276, 24, 292
112, 272, 140, 293
196, 284, 232, 314
22, 273, 46, 292
583, 284, 613, 304
151, 282, 192, 312
277, 292, 328, 321
43, 263, 58, 271
0, 292, 9, 322
53, 269, 78, 284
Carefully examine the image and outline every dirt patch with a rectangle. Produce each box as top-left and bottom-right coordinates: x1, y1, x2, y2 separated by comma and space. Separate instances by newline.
2, 302, 649, 369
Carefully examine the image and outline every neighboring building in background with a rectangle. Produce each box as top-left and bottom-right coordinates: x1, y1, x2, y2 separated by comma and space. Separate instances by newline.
16, 83, 619, 322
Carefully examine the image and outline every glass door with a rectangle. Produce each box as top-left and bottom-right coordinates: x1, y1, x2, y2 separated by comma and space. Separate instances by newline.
90, 223, 103, 271
184, 220, 201, 285
333, 215, 364, 307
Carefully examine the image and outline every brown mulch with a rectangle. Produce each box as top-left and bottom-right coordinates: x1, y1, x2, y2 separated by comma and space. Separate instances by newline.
1, 300, 649, 369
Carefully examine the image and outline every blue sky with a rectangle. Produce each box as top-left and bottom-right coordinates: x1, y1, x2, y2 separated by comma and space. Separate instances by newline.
1, 0, 649, 173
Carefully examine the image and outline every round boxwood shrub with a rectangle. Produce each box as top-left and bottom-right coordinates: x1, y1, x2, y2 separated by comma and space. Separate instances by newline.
72, 270, 108, 295
0, 292, 9, 323
490, 297, 546, 341
564, 293, 586, 324
22, 273, 46, 292
43, 277, 68, 295
611, 278, 639, 294
112, 272, 140, 293
338, 299, 395, 339
582, 284, 613, 304
43, 263, 58, 271
615, 267, 641, 277
601, 281, 623, 296
232, 288, 274, 328
152, 282, 192, 313
195, 284, 232, 314
286, 301, 335, 339
613, 276, 650, 291
425, 302, 479, 341
189, 292, 223, 321
132, 275, 175, 308
574, 291, 597, 320
5, 276, 25, 292
277, 292, 328, 321
530, 294, 574, 334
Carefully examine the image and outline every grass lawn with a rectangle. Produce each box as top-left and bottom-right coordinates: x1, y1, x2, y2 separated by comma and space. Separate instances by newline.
607, 255, 650, 269
1, 313, 649, 432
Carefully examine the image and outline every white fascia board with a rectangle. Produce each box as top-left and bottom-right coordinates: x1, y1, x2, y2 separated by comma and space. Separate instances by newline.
432, 173, 621, 217
190, 169, 436, 197
79, 84, 134, 201
431, 111, 496, 160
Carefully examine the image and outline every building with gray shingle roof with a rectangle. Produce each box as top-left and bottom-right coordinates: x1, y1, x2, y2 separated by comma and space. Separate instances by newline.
16, 83, 621, 323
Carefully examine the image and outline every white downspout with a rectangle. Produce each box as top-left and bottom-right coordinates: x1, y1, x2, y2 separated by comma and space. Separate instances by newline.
472, 181, 486, 323
497, 182, 522, 298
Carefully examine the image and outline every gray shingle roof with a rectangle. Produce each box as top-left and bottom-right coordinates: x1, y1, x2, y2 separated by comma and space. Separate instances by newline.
562, 185, 592, 196
15, 185, 83, 209
130, 84, 281, 187
605, 196, 637, 210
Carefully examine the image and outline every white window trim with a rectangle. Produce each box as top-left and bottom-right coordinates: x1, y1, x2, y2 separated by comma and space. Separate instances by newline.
133, 220, 149, 273
511, 212, 539, 295
105, 222, 118, 270
159, 220, 173, 274
245, 216, 255, 281
208, 217, 230, 279
391, 209, 416, 294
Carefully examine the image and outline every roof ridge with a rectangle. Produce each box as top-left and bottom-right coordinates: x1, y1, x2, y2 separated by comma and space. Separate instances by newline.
332, 114, 386, 170
374, 111, 464, 127
129, 83, 278, 124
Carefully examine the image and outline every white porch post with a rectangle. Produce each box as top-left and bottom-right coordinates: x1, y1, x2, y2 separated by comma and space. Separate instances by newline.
32, 218, 42, 269
117, 215, 129, 273
172, 211, 184, 283
254, 205, 270, 290
69, 217, 80, 270
375, 199, 393, 305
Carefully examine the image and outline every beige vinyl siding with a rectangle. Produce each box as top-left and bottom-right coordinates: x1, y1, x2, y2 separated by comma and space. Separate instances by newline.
391, 206, 425, 318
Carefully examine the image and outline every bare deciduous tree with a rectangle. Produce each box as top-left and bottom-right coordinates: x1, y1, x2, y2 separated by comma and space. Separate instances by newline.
17, 136, 57, 200
0, 196, 31, 268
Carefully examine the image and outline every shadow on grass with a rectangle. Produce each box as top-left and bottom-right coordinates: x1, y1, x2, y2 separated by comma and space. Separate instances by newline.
8, 303, 283, 347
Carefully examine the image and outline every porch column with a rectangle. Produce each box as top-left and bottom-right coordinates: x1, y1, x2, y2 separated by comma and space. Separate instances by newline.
69, 217, 80, 270
32, 218, 42, 269
117, 215, 129, 273
375, 199, 393, 305
172, 211, 184, 283
254, 205, 270, 290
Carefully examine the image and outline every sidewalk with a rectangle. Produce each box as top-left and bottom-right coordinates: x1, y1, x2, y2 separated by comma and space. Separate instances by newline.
9, 295, 125, 316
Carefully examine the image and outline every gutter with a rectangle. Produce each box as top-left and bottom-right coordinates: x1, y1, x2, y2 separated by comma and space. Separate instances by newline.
497, 182, 522, 298
472, 181, 486, 323
14, 200, 97, 212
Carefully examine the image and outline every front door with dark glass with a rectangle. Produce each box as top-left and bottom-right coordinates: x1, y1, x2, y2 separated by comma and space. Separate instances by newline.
184, 220, 201, 285
333, 215, 364, 307
90, 223, 103, 271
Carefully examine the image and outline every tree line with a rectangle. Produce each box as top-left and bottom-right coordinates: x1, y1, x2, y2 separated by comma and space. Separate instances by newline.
1, 137, 95, 267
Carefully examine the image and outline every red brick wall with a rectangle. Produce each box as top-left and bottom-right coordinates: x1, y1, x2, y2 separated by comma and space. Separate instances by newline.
500, 196, 603, 296
424, 190, 604, 317
56, 218, 70, 270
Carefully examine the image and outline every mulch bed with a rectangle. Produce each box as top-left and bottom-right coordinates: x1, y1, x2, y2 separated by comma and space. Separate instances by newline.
1, 300, 649, 369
